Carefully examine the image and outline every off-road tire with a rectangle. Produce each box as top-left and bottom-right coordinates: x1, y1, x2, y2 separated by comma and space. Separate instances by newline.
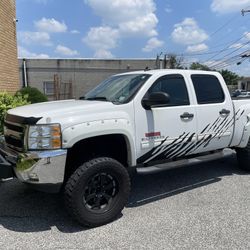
236, 139, 250, 171
64, 157, 131, 227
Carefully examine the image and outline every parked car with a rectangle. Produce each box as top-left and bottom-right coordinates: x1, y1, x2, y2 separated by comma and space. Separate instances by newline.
237, 91, 250, 98
231, 89, 244, 97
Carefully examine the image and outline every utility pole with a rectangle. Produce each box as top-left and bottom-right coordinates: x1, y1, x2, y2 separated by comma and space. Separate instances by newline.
155, 52, 163, 69
241, 10, 250, 58
241, 9, 250, 16
237, 9, 250, 65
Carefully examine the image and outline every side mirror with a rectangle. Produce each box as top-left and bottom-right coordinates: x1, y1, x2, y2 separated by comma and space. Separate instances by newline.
141, 92, 170, 110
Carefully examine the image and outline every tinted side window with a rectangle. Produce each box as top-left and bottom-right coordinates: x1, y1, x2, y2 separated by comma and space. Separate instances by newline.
191, 74, 225, 104
148, 74, 190, 106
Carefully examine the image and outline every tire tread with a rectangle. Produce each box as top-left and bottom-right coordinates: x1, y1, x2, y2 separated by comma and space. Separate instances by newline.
237, 139, 250, 171
64, 157, 130, 227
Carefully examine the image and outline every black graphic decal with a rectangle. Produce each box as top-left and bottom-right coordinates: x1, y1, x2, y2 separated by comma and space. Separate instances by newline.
166, 133, 196, 159
137, 109, 245, 164
200, 123, 210, 134
214, 117, 229, 132
147, 133, 188, 163
212, 117, 223, 131
208, 117, 220, 131
138, 133, 188, 164
163, 133, 191, 157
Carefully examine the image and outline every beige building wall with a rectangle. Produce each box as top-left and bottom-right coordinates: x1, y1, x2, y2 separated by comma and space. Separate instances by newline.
0, 0, 19, 93
18, 59, 157, 99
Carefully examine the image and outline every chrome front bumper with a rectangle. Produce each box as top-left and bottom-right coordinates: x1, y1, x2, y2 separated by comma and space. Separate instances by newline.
0, 140, 67, 193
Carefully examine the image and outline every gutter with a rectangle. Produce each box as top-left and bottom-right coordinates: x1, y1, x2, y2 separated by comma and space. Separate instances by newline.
23, 59, 28, 87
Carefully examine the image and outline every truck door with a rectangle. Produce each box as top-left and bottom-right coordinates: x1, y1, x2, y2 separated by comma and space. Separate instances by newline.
189, 73, 234, 154
134, 73, 197, 165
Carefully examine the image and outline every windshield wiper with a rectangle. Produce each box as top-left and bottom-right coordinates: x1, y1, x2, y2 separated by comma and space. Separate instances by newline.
85, 96, 109, 101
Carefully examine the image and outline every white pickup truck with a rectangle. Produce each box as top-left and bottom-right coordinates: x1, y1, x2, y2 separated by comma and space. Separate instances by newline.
0, 69, 250, 227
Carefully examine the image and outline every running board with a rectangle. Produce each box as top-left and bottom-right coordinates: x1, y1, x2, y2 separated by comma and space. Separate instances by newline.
136, 149, 234, 174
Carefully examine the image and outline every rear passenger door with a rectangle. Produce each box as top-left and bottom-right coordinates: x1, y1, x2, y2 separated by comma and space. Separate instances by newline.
190, 74, 234, 153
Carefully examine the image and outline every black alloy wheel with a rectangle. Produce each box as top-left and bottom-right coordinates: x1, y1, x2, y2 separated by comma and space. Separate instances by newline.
64, 157, 131, 227
83, 172, 118, 213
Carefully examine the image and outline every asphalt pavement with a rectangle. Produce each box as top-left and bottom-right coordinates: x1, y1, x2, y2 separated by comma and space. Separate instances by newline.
0, 153, 249, 250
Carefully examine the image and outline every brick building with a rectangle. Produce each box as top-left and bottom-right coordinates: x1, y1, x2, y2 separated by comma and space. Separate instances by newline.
0, 0, 19, 93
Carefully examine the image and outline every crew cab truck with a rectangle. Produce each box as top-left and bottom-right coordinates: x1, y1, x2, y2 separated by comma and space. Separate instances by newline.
0, 69, 250, 227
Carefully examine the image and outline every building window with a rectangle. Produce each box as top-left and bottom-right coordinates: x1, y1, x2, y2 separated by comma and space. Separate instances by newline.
43, 81, 54, 96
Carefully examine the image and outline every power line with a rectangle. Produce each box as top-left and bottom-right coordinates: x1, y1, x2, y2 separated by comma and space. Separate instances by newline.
175, 12, 242, 56
214, 57, 243, 70
176, 11, 250, 62
177, 48, 236, 57
203, 35, 248, 63
174, 10, 250, 70
208, 54, 242, 69
212, 7, 250, 69
207, 49, 249, 69
208, 13, 240, 37
215, 57, 248, 70
174, 26, 250, 60
205, 14, 250, 49
178, 36, 247, 57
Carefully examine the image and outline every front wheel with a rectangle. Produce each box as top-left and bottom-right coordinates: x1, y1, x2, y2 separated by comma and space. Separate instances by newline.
64, 157, 131, 227
236, 139, 250, 171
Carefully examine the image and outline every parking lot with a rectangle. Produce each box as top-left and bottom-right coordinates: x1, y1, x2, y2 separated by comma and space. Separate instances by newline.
0, 153, 249, 250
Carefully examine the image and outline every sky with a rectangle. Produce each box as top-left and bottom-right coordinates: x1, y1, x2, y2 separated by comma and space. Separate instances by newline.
16, 0, 250, 76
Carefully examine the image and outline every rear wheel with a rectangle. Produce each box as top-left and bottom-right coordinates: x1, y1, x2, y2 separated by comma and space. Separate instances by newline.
64, 157, 131, 227
236, 139, 250, 171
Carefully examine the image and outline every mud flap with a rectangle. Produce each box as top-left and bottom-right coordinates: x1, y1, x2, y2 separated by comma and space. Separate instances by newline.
0, 154, 14, 179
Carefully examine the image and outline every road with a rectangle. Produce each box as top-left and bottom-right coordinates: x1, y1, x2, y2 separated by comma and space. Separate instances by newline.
0, 153, 249, 250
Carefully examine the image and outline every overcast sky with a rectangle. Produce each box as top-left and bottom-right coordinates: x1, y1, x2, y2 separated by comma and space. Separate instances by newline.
16, 0, 250, 76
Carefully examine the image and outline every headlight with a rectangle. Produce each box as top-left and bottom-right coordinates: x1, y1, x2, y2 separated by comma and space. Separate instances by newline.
28, 124, 62, 150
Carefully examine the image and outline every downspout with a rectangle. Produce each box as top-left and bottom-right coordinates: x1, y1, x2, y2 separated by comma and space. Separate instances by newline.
23, 58, 28, 87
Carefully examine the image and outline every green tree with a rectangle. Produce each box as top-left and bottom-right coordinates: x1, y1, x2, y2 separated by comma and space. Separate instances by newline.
168, 54, 184, 69
0, 92, 30, 133
16, 87, 48, 104
189, 63, 240, 85
219, 69, 240, 86
190, 62, 211, 71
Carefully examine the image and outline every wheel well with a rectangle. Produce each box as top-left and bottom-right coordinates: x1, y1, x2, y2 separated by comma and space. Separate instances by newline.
64, 134, 130, 181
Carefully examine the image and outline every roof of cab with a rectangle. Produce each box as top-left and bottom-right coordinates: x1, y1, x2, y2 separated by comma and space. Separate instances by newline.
116, 69, 220, 77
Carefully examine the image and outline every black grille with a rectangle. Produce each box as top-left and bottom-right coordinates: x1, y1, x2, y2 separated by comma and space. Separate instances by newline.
4, 122, 23, 133
4, 120, 25, 152
5, 136, 23, 149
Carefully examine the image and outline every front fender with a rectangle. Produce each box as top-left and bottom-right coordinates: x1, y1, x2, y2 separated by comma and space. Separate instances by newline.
62, 118, 136, 166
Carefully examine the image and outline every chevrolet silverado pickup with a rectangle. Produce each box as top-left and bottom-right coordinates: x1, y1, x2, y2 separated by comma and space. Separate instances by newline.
0, 69, 250, 227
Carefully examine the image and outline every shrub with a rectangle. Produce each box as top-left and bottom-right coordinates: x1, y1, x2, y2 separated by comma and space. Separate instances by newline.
0, 92, 30, 133
17, 87, 48, 104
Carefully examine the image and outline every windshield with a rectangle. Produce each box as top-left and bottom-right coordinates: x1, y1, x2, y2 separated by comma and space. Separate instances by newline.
83, 74, 151, 104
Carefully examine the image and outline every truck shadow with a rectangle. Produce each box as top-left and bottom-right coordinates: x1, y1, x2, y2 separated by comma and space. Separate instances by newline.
128, 154, 246, 208
0, 154, 247, 233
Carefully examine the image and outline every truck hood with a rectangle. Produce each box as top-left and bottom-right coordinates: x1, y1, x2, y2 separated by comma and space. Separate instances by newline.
7, 99, 122, 126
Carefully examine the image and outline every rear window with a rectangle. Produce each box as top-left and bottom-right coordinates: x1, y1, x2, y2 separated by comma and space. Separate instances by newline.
191, 74, 225, 104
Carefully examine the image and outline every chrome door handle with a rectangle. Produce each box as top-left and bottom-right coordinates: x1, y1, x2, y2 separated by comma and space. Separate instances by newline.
180, 112, 194, 120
